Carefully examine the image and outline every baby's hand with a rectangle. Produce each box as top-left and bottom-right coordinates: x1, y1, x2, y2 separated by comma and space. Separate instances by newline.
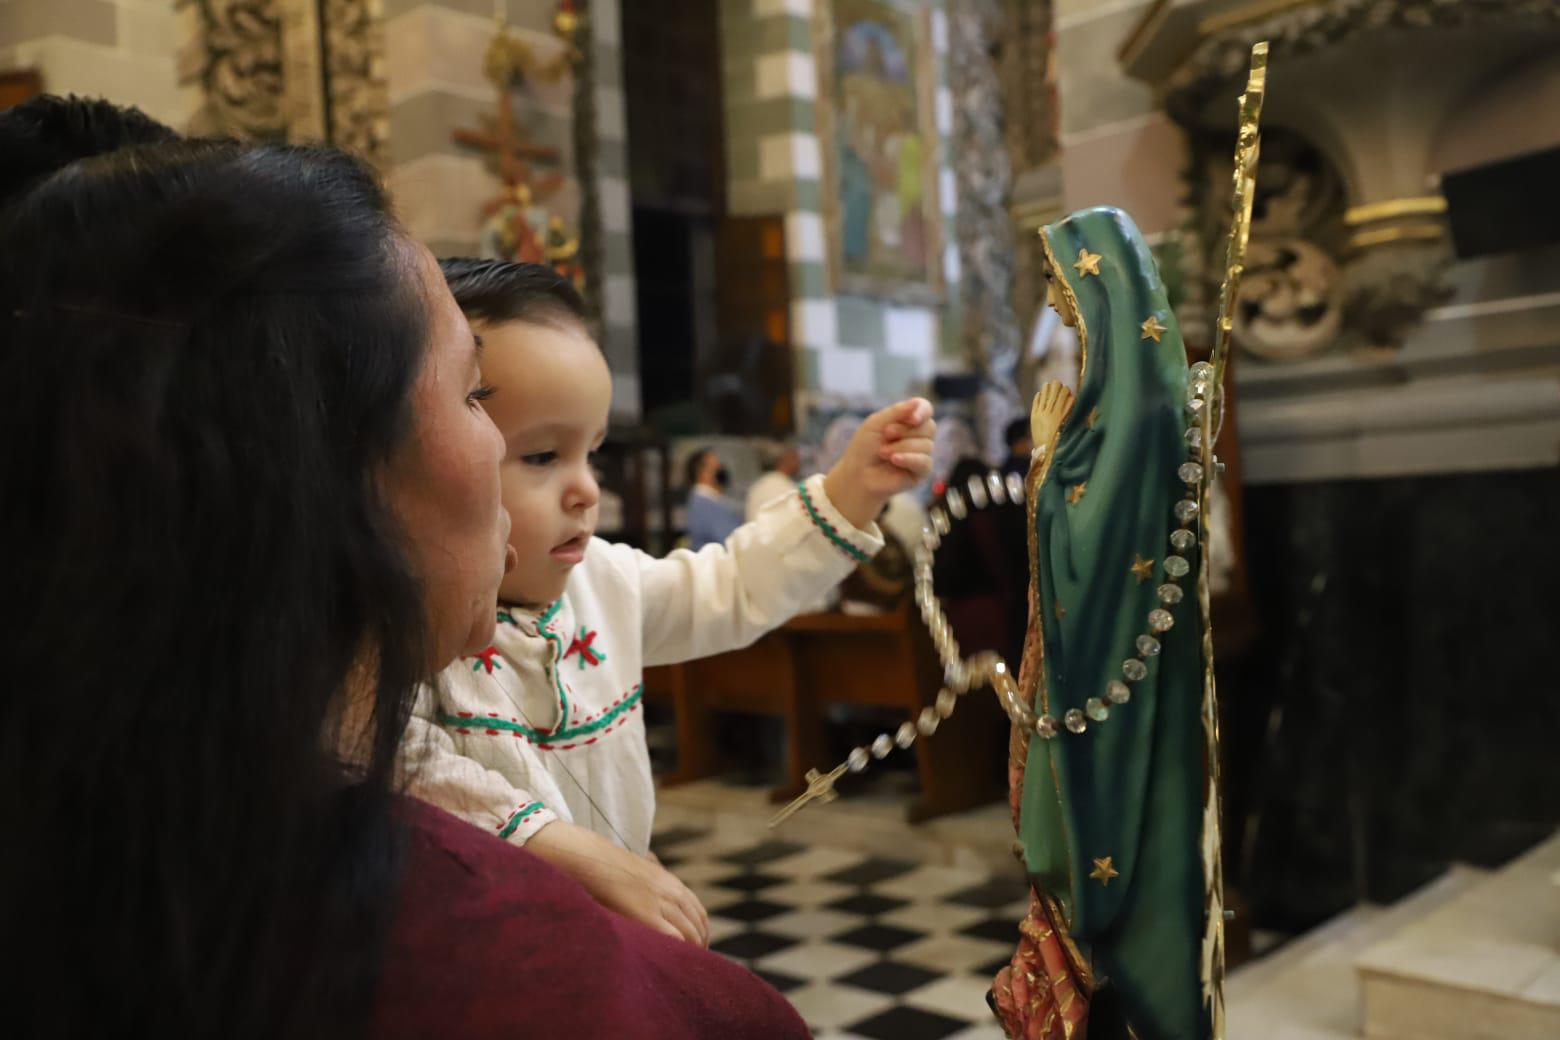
823, 398, 937, 529
527, 821, 709, 946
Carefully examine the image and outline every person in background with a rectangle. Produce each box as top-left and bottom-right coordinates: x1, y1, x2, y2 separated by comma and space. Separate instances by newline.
684, 447, 743, 549
745, 442, 802, 521
1002, 417, 1033, 479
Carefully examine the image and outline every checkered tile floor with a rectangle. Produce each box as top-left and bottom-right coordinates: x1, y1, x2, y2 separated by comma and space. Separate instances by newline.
651, 826, 1028, 1040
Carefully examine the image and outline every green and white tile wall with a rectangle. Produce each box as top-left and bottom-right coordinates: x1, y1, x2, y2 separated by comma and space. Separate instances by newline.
721, 0, 963, 423
384, 0, 640, 418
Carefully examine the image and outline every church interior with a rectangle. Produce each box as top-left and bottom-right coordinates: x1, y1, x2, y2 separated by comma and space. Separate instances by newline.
4, 0, 1558, 1036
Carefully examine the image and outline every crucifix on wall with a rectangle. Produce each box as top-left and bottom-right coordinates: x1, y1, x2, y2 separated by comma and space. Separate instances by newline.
453, 3, 584, 291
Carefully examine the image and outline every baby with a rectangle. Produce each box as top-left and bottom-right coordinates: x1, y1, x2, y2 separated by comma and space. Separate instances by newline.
403, 258, 936, 944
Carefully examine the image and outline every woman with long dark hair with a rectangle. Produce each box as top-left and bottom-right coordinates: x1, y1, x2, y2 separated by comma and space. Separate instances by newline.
0, 98, 807, 1038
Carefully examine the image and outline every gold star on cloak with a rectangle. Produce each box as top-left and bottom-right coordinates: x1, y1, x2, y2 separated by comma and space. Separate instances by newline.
1067, 482, 1087, 505
1141, 315, 1167, 342
1073, 248, 1102, 277
1085, 407, 1100, 429
1090, 856, 1119, 885
1130, 555, 1155, 583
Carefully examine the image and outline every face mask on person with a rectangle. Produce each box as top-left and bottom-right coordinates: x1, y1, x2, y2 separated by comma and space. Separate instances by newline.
715, 466, 730, 489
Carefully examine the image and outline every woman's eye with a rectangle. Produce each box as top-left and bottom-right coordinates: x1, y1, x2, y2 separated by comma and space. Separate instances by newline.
467, 383, 497, 406
520, 451, 558, 466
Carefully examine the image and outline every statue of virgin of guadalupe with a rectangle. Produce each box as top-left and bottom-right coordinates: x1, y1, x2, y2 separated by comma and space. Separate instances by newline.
992, 206, 1208, 1040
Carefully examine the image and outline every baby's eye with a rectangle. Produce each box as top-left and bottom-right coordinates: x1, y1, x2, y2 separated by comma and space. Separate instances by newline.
520, 451, 558, 466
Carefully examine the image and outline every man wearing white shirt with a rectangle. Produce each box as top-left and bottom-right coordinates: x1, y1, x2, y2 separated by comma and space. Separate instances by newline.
745, 443, 802, 521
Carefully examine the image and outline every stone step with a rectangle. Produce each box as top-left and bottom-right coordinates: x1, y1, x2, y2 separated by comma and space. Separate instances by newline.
1356, 832, 1560, 1040
1226, 866, 1488, 1039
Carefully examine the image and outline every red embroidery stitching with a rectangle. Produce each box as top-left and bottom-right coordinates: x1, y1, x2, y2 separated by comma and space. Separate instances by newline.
562, 626, 605, 670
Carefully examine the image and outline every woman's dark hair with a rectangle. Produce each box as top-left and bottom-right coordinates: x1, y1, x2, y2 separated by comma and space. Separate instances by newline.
439, 256, 586, 330
0, 136, 432, 1037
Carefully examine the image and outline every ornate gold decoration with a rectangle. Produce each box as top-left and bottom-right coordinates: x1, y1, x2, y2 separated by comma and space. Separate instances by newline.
1196, 41, 1267, 1040
1067, 482, 1087, 505
1140, 315, 1167, 342
1089, 856, 1119, 885
1074, 248, 1102, 277
1130, 555, 1155, 584
454, 4, 589, 280
1344, 195, 1448, 226
1346, 225, 1446, 252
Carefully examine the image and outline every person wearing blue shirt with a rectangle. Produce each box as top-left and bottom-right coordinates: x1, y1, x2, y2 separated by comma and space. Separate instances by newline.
684, 447, 743, 550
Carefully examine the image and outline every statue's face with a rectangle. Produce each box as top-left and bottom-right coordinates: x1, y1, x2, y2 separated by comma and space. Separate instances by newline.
1041, 265, 1080, 329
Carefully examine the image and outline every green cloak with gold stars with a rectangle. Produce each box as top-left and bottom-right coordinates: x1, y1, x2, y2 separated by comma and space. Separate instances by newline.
1018, 206, 1208, 1040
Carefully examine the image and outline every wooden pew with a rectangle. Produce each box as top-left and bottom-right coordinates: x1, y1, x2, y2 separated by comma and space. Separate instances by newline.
645, 602, 1005, 822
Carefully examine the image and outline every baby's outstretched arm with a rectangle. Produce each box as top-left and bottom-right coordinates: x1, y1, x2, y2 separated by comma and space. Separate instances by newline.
630, 398, 935, 667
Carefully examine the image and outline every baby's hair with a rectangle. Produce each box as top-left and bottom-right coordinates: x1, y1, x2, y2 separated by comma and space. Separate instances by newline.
0, 94, 178, 211
438, 257, 587, 332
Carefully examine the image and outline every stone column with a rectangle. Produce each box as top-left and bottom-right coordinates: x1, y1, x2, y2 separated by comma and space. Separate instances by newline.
948, 0, 1021, 465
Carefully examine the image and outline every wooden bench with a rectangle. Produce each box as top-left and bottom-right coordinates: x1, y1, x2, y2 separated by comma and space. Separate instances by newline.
645, 601, 1006, 822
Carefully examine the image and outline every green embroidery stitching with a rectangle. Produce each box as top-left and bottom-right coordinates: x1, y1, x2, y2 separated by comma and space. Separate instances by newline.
498, 800, 545, 839
798, 481, 869, 563
538, 598, 563, 625
538, 620, 572, 729
439, 685, 644, 746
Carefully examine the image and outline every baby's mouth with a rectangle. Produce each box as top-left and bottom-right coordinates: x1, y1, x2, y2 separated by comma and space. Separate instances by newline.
550, 533, 590, 563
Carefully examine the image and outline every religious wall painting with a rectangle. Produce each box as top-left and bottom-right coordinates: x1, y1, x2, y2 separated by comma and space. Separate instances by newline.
815, 0, 945, 303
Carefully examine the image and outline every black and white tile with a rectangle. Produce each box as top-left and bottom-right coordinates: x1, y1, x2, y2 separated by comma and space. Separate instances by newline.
651, 827, 1028, 1040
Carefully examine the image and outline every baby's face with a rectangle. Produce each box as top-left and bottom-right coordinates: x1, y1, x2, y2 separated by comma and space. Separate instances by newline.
475, 318, 612, 607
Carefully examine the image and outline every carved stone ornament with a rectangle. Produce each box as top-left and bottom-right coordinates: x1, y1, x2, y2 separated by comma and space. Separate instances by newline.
1164, 0, 1560, 124
180, 0, 389, 166
318, 0, 390, 166
1188, 128, 1351, 360
179, 0, 286, 141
